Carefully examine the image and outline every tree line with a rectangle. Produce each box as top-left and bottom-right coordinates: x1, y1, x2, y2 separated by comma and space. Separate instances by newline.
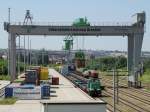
85, 56, 127, 71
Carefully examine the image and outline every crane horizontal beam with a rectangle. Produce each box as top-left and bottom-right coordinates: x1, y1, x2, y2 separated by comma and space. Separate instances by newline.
4, 23, 144, 36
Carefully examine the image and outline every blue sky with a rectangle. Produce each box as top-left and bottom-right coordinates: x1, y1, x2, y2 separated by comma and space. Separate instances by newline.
0, 0, 149, 51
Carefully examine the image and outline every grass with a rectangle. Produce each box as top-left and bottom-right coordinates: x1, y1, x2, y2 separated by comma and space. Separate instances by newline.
13, 79, 24, 83
100, 70, 128, 76
140, 69, 150, 83
0, 98, 17, 105
0, 75, 10, 80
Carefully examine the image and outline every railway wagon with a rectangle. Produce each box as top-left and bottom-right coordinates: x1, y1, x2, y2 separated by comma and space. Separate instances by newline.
81, 70, 99, 78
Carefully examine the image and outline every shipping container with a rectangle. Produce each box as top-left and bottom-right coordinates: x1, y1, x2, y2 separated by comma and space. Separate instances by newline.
5, 87, 13, 98
52, 77, 59, 85
41, 84, 50, 98
40, 68, 49, 80
25, 70, 38, 84
30, 66, 41, 85
5, 83, 20, 98
13, 86, 41, 100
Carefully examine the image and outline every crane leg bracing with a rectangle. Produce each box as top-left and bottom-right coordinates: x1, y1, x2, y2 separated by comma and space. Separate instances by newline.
4, 12, 146, 87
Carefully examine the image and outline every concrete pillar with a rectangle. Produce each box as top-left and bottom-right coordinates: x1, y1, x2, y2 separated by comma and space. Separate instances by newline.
9, 33, 16, 82
8, 33, 11, 76
128, 34, 135, 87
127, 34, 134, 73
133, 33, 143, 87
128, 33, 143, 87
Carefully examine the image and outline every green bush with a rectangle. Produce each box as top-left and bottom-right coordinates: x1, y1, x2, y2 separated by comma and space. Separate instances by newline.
0, 75, 10, 80
0, 98, 17, 105
85, 56, 127, 71
140, 69, 150, 83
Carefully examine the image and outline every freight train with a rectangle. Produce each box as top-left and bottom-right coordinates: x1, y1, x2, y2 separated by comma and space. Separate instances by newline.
71, 76, 103, 97
61, 64, 104, 97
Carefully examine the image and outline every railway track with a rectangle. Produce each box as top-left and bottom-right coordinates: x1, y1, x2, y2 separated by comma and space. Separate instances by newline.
66, 74, 117, 112
101, 76, 150, 112
101, 75, 150, 97
105, 88, 150, 111
103, 91, 150, 112
73, 71, 150, 112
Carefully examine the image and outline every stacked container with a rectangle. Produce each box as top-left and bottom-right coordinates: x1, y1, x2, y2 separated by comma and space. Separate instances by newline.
41, 84, 50, 99
30, 66, 41, 85
13, 85, 41, 100
5, 83, 41, 99
40, 67, 49, 80
25, 70, 38, 84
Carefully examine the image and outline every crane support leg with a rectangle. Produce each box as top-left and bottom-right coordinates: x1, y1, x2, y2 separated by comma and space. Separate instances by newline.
9, 33, 16, 82
128, 34, 134, 73
128, 33, 143, 87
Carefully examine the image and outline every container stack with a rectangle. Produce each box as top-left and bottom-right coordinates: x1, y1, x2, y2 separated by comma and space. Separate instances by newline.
5, 66, 51, 99
30, 66, 41, 85
5, 84, 41, 99
25, 70, 38, 85
13, 85, 41, 100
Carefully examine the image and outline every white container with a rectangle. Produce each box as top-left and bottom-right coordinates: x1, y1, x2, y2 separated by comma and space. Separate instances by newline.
13, 86, 41, 99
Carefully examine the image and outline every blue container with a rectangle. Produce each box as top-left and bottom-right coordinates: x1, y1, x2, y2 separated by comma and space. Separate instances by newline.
41, 84, 50, 98
5, 87, 13, 98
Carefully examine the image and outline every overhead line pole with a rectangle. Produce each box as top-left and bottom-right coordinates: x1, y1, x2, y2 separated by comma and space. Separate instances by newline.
7, 8, 10, 76
113, 69, 116, 112
30, 39, 32, 66
17, 36, 20, 75
24, 36, 26, 71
